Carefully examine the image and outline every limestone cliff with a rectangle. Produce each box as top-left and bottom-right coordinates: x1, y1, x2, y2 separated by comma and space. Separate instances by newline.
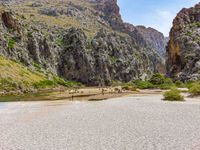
167, 3, 200, 81
0, 0, 166, 86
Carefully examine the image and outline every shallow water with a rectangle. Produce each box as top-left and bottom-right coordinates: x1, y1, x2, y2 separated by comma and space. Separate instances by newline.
0, 90, 126, 102
0, 92, 65, 102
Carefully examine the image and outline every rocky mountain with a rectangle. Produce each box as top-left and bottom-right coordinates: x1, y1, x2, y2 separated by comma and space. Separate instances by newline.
134, 25, 167, 57
167, 2, 200, 81
123, 23, 167, 58
0, 0, 166, 86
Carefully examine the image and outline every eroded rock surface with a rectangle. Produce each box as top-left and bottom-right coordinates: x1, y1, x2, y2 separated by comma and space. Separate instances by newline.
167, 3, 200, 81
0, 0, 166, 86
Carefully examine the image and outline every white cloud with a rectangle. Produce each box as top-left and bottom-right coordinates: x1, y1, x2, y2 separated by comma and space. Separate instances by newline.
118, 0, 199, 36
150, 10, 175, 36
159, 11, 174, 21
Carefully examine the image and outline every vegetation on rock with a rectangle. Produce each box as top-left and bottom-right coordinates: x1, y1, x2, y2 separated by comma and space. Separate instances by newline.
112, 74, 177, 90
0, 55, 45, 92
132, 74, 175, 89
0, 55, 82, 94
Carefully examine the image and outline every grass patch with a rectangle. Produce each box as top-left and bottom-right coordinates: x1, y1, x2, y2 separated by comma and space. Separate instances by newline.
53, 76, 83, 88
33, 76, 83, 89
0, 78, 19, 91
33, 80, 56, 89
0, 55, 83, 93
0, 55, 45, 91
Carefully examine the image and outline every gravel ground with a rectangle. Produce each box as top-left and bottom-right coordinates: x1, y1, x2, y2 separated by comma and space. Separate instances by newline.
0, 94, 200, 150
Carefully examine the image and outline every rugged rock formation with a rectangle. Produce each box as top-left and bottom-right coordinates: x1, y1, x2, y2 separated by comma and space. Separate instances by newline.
135, 26, 167, 57
0, 0, 166, 86
167, 2, 200, 81
124, 23, 167, 57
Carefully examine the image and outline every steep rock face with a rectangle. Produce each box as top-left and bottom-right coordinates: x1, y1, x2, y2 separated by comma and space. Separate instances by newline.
0, 0, 166, 86
2, 11, 18, 30
136, 26, 167, 57
167, 3, 200, 81
124, 23, 167, 57
59, 28, 162, 85
94, 0, 124, 30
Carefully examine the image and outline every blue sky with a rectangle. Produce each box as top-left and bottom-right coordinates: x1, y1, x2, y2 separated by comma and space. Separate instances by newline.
117, 0, 199, 36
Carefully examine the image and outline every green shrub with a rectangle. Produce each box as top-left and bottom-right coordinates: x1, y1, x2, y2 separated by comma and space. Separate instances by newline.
53, 76, 82, 87
8, 38, 16, 49
110, 56, 118, 64
33, 62, 41, 71
33, 75, 83, 89
149, 74, 175, 89
112, 74, 176, 90
27, 32, 33, 38
122, 85, 137, 91
0, 78, 19, 91
133, 80, 155, 89
111, 80, 123, 86
131, 74, 175, 90
185, 80, 200, 89
150, 73, 165, 85
186, 31, 192, 36
33, 80, 56, 89
189, 84, 200, 96
175, 80, 185, 88
164, 77, 173, 84
55, 37, 64, 47
197, 22, 200, 27
159, 77, 174, 89
159, 84, 175, 90
163, 88, 184, 101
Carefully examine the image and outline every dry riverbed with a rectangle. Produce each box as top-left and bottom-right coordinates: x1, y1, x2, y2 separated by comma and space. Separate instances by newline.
0, 91, 200, 150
